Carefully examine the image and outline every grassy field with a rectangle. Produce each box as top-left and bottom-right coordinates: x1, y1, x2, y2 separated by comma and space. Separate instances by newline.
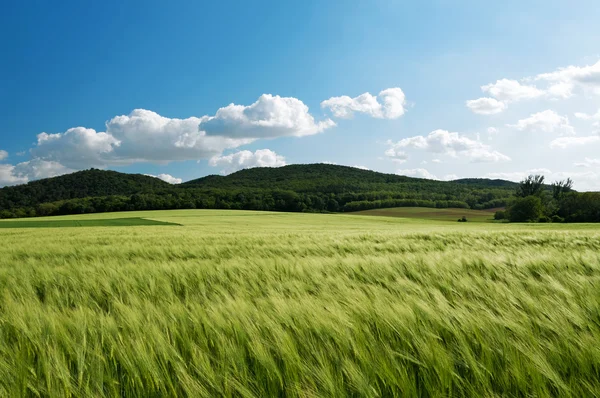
0, 217, 179, 228
1, 210, 600, 397
355, 206, 500, 222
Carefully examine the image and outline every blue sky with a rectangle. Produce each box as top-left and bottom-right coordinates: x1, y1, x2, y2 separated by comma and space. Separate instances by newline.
2, 0, 600, 189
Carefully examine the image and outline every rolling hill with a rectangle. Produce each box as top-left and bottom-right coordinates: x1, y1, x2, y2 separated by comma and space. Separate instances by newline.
0, 164, 518, 218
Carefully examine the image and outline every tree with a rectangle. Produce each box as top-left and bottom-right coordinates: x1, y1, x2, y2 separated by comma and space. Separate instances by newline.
516, 175, 545, 198
508, 196, 543, 222
551, 178, 573, 200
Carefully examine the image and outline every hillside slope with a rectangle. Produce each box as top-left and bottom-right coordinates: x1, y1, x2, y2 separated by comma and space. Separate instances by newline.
0, 169, 170, 210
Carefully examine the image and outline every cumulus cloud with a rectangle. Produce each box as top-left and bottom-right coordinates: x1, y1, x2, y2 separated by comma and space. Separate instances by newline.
482, 79, 545, 102
0, 165, 28, 187
387, 130, 510, 163
396, 168, 437, 180
321, 88, 407, 119
145, 173, 183, 184
467, 61, 600, 115
550, 135, 600, 149
384, 145, 409, 164
508, 110, 575, 135
0, 159, 74, 187
0, 150, 7, 161
466, 98, 507, 115
535, 60, 600, 95
23, 93, 335, 176
32, 127, 121, 169
352, 165, 370, 170
201, 94, 335, 139
209, 149, 286, 175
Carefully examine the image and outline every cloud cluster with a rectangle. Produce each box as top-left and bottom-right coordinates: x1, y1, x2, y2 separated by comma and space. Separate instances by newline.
387, 130, 510, 163
535, 60, 600, 96
508, 110, 575, 135
321, 88, 406, 119
0, 159, 73, 187
1, 92, 343, 186
467, 60, 600, 115
209, 149, 286, 175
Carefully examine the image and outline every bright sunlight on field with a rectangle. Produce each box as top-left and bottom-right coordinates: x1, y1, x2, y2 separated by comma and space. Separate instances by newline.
1, 210, 600, 397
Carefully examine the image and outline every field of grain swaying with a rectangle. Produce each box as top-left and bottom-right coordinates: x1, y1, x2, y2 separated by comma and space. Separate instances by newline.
1, 210, 600, 397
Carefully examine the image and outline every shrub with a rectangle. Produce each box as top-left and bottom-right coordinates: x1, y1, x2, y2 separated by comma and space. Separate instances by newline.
551, 215, 564, 223
494, 210, 506, 220
457, 216, 468, 222
538, 215, 550, 223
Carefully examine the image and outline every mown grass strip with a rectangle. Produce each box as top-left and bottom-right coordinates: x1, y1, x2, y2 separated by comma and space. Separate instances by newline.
0, 217, 180, 228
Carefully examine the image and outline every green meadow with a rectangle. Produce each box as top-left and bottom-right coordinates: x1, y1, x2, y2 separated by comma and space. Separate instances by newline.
1, 210, 600, 397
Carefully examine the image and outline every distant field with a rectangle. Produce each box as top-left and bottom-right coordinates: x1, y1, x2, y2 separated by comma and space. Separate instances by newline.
0, 217, 179, 228
354, 206, 499, 222
1, 210, 600, 397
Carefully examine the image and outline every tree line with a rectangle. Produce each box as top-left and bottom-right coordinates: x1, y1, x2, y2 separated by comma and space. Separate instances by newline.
495, 175, 600, 223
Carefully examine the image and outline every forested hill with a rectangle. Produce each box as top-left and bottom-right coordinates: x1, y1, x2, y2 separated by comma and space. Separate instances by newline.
1, 164, 518, 218
186, 164, 519, 192
0, 169, 171, 210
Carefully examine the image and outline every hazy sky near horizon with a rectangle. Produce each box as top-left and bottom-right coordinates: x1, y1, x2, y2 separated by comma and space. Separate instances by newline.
2, 0, 600, 190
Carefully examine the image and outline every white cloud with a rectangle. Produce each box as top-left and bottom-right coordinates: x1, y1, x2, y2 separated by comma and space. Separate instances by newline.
32, 127, 121, 169
321, 87, 407, 119
0, 150, 7, 161
574, 158, 600, 168
0, 159, 73, 187
550, 135, 600, 149
201, 94, 335, 139
482, 79, 545, 102
0, 165, 28, 187
535, 60, 600, 95
466, 98, 507, 115
432, 159, 442, 163
575, 109, 600, 128
209, 149, 286, 175
353, 165, 370, 170
546, 82, 574, 99
508, 110, 575, 135
388, 130, 510, 163
396, 168, 437, 180
384, 145, 409, 164
145, 173, 183, 184
27, 93, 337, 172
485, 168, 553, 182
443, 174, 459, 181
467, 61, 600, 115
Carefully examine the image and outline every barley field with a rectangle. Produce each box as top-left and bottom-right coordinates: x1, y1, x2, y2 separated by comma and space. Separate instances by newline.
1, 210, 600, 397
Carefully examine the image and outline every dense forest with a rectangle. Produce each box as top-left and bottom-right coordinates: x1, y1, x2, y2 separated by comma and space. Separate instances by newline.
0, 164, 518, 218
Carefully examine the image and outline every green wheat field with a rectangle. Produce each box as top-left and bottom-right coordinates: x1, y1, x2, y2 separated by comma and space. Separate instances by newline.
1, 209, 600, 397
